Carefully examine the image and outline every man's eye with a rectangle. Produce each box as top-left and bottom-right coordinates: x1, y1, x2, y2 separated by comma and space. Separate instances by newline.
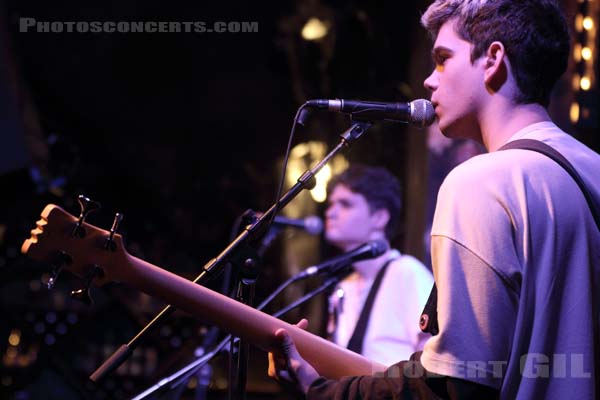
434, 55, 448, 71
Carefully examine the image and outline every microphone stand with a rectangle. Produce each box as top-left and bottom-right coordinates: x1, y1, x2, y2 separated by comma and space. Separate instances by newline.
271, 267, 352, 318
227, 120, 371, 399
229, 253, 259, 400
90, 120, 374, 391
189, 219, 280, 400
131, 266, 353, 400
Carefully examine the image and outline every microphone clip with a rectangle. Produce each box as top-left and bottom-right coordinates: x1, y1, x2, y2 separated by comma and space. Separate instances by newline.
341, 120, 374, 142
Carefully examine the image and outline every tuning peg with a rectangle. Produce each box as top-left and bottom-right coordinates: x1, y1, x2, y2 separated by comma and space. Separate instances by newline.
70, 265, 104, 305
71, 195, 101, 238
104, 213, 123, 252
42, 251, 73, 290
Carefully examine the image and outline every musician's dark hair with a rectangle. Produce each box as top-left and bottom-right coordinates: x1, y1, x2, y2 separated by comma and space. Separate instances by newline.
327, 164, 402, 241
422, 0, 570, 106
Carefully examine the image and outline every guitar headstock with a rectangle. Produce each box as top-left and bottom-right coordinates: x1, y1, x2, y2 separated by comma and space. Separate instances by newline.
21, 199, 129, 303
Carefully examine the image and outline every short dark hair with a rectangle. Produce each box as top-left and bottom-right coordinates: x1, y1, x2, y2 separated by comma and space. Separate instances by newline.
421, 0, 570, 106
327, 164, 402, 241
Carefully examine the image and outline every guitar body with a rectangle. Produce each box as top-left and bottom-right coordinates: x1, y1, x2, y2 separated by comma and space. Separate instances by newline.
22, 204, 386, 380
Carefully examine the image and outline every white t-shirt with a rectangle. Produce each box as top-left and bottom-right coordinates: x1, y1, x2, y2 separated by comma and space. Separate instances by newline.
329, 249, 433, 366
422, 122, 600, 399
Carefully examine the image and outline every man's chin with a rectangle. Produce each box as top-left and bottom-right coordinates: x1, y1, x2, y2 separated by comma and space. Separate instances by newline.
325, 237, 350, 250
439, 122, 468, 140
325, 236, 342, 246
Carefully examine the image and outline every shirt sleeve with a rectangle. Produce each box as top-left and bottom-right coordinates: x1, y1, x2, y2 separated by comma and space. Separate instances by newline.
306, 352, 500, 399
306, 354, 441, 400
421, 157, 522, 389
420, 234, 519, 389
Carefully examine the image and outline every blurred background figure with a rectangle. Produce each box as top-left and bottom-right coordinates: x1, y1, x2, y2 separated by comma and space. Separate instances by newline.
324, 164, 433, 366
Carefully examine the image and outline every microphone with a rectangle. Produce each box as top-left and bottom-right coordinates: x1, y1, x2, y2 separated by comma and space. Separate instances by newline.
296, 239, 389, 279
269, 215, 324, 235
306, 98, 435, 128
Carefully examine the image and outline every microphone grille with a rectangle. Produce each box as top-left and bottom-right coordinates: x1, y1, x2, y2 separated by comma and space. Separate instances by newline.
370, 239, 389, 257
409, 99, 436, 128
304, 216, 324, 235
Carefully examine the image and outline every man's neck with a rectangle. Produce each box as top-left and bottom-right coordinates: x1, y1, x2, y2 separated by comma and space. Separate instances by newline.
479, 100, 551, 152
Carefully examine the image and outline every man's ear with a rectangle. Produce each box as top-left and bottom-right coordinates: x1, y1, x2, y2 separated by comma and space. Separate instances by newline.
371, 208, 390, 232
484, 41, 508, 90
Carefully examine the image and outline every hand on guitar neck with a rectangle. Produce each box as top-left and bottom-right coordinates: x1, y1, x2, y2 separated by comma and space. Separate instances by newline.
269, 318, 320, 395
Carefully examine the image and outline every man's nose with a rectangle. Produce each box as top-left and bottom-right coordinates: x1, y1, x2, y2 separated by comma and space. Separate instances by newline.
424, 70, 437, 92
325, 205, 336, 218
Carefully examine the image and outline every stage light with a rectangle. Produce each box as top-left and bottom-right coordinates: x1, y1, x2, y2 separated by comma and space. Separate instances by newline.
301, 17, 329, 41
311, 164, 331, 203
574, 43, 582, 62
572, 73, 581, 90
581, 47, 592, 61
571, 0, 597, 128
8, 330, 21, 346
570, 102, 580, 124
580, 76, 591, 91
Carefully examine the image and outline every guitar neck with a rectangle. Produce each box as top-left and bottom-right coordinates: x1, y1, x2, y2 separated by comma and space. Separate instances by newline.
21, 204, 386, 380
120, 253, 385, 379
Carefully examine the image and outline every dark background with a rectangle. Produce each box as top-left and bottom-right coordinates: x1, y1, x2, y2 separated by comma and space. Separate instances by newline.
0, 1, 597, 399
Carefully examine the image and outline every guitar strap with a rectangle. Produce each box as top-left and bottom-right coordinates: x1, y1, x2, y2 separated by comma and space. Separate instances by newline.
347, 257, 395, 354
419, 139, 600, 336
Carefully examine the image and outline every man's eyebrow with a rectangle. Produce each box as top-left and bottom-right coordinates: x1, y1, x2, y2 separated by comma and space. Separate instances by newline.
431, 46, 453, 59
